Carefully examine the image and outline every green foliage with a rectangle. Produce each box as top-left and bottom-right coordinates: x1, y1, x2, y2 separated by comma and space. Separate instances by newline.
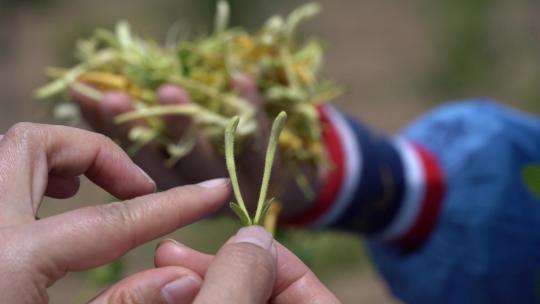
523, 165, 540, 198
87, 260, 124, 284
426, 0, 497, 97
277, 228, 367, 277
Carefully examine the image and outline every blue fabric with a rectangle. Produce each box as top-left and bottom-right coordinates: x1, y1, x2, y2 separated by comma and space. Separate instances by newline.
367, 99, 540, 304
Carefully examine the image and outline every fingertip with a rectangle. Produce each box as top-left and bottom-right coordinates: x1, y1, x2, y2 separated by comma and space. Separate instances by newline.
230, 73, 259, 105
155, 238, 185, 253
80, 132, 154, 199
194, 178, 231, 210
230, 73, 256, 91
134, 164, 157, 193
101, 91, 133, 115
233, 226, 275, 257
90, 267, 202, 304
154, 239, 185, 266
45, 175, 81, 199
156, 85, 193, 140
100, 157, 156, 199
196, 178, 230, 189
196, 228, 277, 303
154, 239, 213, 277
158, 85, 191, 105
161, 275, 201, 304
69, 88, 104, 129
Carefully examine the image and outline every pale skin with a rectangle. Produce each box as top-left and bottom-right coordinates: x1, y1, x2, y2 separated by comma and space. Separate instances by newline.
0, 122, 340, 303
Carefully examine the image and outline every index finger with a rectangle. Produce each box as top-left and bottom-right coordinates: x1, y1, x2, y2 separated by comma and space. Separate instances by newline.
0, 123, 156, 225
27, 179, 230, 276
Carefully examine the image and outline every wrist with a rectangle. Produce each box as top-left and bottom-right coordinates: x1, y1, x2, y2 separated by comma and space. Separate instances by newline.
281, 105, 361, 226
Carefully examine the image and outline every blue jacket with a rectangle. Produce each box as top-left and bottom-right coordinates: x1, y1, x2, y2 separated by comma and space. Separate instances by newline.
287, 100, 540, 303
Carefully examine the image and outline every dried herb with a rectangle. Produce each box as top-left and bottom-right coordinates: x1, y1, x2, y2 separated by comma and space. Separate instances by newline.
36, 1, 341, 172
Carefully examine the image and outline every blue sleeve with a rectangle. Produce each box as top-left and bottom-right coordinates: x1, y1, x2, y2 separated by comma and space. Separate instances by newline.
367, 99, 540, 304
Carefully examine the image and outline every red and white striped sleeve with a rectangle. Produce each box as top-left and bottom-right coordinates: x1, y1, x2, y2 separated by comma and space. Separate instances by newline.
283, 105, 446, 248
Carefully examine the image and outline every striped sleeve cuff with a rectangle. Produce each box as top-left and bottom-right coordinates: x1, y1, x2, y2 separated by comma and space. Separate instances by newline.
283, 105, 445, 248
374, 139, 445, 248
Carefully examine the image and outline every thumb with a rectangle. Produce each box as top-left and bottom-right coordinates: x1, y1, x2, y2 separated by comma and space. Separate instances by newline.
194, 226, 277, 304
89, 266, 202, 304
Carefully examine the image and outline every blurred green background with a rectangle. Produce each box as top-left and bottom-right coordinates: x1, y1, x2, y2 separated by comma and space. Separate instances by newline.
2, 0, 540, 302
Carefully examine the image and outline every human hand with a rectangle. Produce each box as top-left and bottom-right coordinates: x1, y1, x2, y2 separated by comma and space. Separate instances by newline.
0, 123, 230, 303
72, 74, 318, 217
154, 226, 341, 304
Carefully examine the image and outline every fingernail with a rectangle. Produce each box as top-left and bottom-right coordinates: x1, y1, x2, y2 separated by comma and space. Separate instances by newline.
197, 178, 230, 189
234, 226, 275, 256
135, 165, 157, 192
155, 238, 184, 252
161, 276, 200, 304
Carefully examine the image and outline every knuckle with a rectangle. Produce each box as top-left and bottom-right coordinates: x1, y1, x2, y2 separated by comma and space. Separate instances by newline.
156, 186, 196, 214
88, 132, 121, 156
103, 286, 147, 304
9, 122, 36, 133
97, 202, 138, 230
5, 122, 41, 143
94, 132, 117, 147
87, 134, 119, 175
3, 123, 46, 158
88, 202, 142, 249
74, 128, 118, 151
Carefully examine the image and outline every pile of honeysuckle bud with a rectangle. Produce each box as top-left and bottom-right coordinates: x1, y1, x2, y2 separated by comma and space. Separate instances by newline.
36, 1, 341, 168
36, 2, 342, 227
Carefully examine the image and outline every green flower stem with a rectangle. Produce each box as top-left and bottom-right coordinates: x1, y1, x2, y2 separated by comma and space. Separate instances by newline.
168, 75, 256, 115
114, 104, 256, 136
254, 111, 287, 224
115, 104, 215, 124
214, 0, 230, 34
225, 116, 250, 222
70, 82, 103, 102
225, 111, 287, 226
